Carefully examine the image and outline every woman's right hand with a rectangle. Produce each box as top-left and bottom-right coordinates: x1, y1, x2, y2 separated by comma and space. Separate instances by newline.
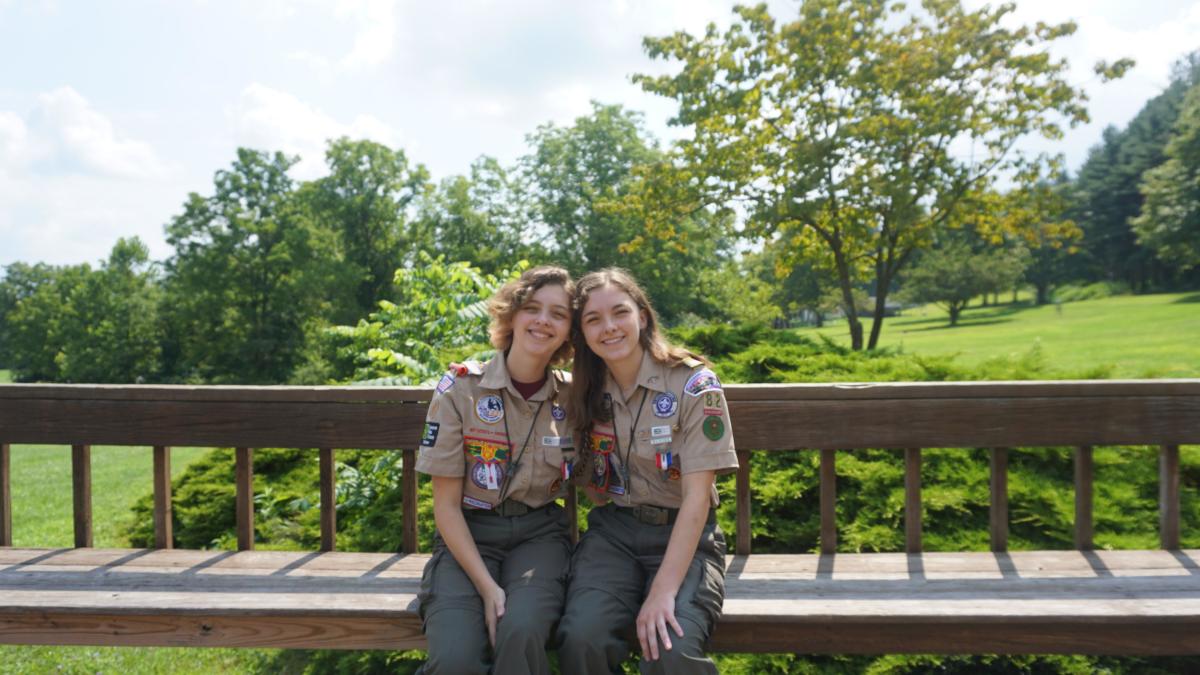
480, 581, 507, 647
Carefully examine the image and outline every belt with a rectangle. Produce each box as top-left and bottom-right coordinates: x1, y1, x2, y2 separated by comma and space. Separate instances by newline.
618, 504, 716, 527
467, 500, 545, 517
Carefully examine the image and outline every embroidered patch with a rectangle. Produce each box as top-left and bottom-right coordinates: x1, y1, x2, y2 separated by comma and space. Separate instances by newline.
590, 429, 615, 454
684, 369, 722, 397
651, 425, 671, 438
551, 404, 566, 421
470, 460, 506, 490
476, 395, 504, 423
702, 415, 725, 441
668, 466, 681, 481
465, 437, 510, 462
421, 422, 440, 448
652, 391, 678, 418
703, 391, 723, 411
463, 495, 492, 510
436, 373, 455, 395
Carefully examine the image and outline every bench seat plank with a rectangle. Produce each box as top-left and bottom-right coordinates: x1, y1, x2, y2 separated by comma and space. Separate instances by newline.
2, 548, 1199, 654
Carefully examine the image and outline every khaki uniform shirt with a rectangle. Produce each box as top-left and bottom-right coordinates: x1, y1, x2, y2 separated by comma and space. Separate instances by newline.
416, 357, 575, 510
587, 351, 737, 509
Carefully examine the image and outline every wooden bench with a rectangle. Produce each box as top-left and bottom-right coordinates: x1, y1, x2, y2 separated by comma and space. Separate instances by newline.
1, 380, 1199, 654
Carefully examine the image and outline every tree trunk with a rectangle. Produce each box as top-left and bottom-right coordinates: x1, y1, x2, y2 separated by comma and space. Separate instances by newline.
1035, 282, 1050, 305
833, 254, 863, 350
949, 304, 960, 326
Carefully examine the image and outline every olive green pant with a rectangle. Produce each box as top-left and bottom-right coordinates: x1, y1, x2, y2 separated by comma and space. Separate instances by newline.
417, 504, 571, 675
556, 503, 726, 675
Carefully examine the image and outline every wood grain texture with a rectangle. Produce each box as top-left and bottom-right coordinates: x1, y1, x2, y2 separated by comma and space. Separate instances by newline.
235, 449, 253, 552
1075, 446, 1093, 551
990, 448, 1008, 552
905, 448, 921, 554
0, 443, 10, 547
736, 451, 751, 556
1161, 444, 1181, 550
152, 447, 172, 550
402, 449, 417, 555
71, 445, 91, 549
319, 448, 335, 553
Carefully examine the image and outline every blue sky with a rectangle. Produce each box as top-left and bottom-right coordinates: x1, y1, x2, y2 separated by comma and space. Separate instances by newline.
2, 0, 1199, 268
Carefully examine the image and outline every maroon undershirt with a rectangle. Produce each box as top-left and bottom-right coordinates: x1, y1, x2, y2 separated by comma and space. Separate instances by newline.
512, 376, 547, 400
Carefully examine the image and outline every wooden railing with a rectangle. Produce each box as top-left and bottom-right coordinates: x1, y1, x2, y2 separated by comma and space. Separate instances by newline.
1, 380, 1197, 555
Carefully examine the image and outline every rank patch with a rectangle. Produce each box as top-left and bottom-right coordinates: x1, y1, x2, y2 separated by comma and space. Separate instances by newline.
652, 391, 678, 418
684, 369, 722, 397
421, 422, 440, 448
702, 415, 725, 441
476, 395, 504, 423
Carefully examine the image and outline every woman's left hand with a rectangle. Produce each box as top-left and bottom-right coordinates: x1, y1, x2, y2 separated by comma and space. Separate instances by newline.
636, 589, 684, 661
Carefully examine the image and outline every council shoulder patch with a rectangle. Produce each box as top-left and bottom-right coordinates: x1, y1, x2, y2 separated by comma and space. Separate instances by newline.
684, 368, 722, 397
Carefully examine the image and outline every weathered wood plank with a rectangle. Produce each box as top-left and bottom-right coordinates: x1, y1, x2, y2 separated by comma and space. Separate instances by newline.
1161, 444, 1181, 550
820, 449, 836, 554
1075, 446, 1093, 551
905, 448, 921, 554
153, 446, 172, 550
402, 449, 417, 555
736, 451, 751, 556
71, 445, 92, 548
319, 448, 335, 552
235, 448, 253, 552
0, 443, 10, 547
990, 448, 1008, 552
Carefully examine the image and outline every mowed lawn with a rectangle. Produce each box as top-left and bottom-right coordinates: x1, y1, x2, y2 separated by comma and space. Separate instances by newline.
806, 291, 1200, 378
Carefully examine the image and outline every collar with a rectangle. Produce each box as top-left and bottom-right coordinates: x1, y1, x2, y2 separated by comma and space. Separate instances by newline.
480, 354, 559, 402
604, 349, 668, 404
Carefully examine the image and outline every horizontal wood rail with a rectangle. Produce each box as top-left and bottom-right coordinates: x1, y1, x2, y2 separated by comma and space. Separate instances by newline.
1, 379, 1199, 654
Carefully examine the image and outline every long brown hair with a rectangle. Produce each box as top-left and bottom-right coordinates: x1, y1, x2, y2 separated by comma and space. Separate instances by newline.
488, 265, 575, 367
570, 268, 706, 442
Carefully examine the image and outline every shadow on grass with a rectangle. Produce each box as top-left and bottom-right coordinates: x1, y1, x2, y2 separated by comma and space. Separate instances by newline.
890, 301, 1038, 331
1172, 292, 1200, 304
897, 318, 1016, 333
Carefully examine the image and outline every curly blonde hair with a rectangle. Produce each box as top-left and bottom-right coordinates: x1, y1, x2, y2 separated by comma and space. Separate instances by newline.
488, 265, 575, 366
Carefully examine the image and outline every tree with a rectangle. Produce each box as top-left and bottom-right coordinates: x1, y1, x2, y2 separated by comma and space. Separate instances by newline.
901, 242, 993, 326
636, 0, 1126, 348
163, 148, 324, 384
309, 138, 430, 320
1132, 83, 1200, 272
1, 262, 87, 381
523, 102, 728, 322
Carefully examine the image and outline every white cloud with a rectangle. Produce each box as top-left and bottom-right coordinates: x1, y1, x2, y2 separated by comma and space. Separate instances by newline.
337, 0, 396, 69
227, 82, 402, 179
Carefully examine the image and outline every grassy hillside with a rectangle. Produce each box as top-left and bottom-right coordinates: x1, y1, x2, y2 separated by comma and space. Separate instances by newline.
806, 292, 1200, 378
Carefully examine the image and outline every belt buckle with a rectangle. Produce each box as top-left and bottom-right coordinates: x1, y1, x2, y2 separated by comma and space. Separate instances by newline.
637, 505, 668, 526
499, 500, 529, 517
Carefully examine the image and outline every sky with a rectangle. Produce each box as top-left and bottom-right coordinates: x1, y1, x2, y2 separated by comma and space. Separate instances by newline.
1, 0, 1198, 268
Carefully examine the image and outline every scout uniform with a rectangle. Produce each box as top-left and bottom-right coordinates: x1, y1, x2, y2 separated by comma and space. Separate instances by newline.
415, 356, 575, 675
557, 351, 737, 675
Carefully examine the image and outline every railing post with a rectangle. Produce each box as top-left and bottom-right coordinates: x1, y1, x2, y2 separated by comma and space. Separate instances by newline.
235, 447, 254, 551
1160, 444, 1181, 550
736, 451, 752, 556
989, 447, 1008, 552
319, 448, 336, 552
72, 444, 92, 548
402, 449, 418, 554
1074, 446, 1093, 551
0, 443, 11, 547
820, 449, 837, 554
153, 446, 173, 549
905, 448, 922, 554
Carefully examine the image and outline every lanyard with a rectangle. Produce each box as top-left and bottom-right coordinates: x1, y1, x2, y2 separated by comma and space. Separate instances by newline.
610, 388, 648, 498
498, 391, 545, 503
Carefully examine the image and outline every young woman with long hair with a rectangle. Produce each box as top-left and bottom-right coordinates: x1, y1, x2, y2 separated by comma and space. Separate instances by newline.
556, 267, 737, 674
415, 265, 577, 675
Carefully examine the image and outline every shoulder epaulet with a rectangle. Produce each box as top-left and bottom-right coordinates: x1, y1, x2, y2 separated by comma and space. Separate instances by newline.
463, 360, 484, 376
436, 360, 483, 395
681, 356, 704, 369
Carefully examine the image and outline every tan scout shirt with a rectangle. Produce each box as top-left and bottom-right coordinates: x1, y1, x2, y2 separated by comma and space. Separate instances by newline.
416, 356, 575, 510
587, 351, 737, 509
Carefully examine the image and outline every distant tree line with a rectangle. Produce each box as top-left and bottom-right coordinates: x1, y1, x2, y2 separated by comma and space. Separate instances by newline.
1, 2, 1198, 384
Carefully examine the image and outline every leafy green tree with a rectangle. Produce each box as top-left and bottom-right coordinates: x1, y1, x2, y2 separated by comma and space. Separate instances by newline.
162, 148, 325, 384
635, 0, 1127, 348
309, 137, 431, 320
2, 262, 88, 381
902, 241, 995, 326
523, 102, 728, 322
1133, 83, 1200, 272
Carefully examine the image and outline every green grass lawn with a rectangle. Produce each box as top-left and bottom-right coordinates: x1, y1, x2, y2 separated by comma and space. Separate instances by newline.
805, 291, 1200, 378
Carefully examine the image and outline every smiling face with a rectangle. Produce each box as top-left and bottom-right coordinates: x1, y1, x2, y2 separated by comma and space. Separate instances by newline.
579, 283, 647, 370
508, 283, 572, 365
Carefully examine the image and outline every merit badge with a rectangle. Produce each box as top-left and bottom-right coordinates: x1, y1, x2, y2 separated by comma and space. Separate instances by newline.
435, 373, 455, 395
702, 415, 725, 441
421, 422, 440, 448
684, 368, 722, 397
471, 460, 506, 490
476, 395, 504, 423
652, 391, 678, 418
551, 403, 566, 421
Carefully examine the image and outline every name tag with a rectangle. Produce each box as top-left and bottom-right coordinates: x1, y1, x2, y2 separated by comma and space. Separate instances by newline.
542, 436, 574, 448
650, 436, 672, 446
